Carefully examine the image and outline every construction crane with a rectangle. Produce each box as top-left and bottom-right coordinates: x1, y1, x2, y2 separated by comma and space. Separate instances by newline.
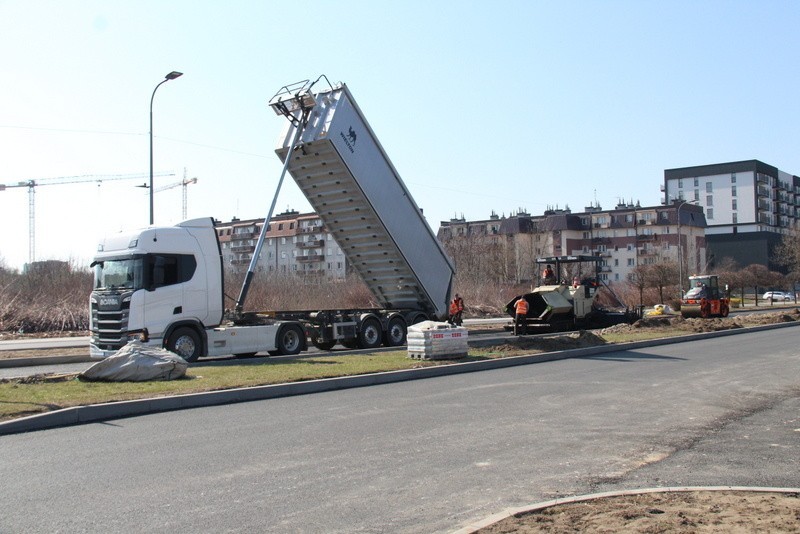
151, 169, 198, 220
0, 171, 174, 264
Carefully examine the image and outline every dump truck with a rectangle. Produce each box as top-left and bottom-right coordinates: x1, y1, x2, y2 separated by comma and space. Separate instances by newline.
504, 255, 637, 333
89, 78, 455, 361
680, 274, 730, 318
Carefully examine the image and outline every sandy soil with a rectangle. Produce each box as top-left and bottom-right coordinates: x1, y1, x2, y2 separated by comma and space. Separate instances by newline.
477, 490, 800, 533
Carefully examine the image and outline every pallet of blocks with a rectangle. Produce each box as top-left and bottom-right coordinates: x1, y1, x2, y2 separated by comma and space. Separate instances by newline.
407, 321, 468, 360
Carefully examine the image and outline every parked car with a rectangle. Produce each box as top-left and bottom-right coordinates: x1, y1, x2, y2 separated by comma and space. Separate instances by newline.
762, 291, 793, 301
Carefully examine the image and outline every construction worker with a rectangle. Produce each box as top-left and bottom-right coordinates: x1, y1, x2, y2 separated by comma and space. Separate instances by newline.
448, 293, 464, 326
513, 297, 529, 336
542, 264, 556, 285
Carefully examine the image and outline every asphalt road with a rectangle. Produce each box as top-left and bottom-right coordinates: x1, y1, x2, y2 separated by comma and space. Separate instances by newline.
1, 327, 798, 533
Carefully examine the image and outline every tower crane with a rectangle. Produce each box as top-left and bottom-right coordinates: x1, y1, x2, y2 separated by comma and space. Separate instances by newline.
151, 169, 198, 219
0, 171, 174, 264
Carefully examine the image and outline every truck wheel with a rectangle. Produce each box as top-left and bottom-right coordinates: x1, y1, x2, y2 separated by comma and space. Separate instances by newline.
310, 335, 336, 351
273, 324, 303, 355
167, 327, 201, 362
358, 318, 382, 349
384, 317, 407, 347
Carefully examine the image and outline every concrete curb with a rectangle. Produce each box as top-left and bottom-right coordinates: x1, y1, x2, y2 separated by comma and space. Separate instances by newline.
452, 486, 800, 533
1, 320, 798, 436
0, 354, 94, 368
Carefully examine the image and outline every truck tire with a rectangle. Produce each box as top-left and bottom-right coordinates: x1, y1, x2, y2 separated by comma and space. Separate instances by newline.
384, 317, 407, 347
310, 334, 336, 351
358, 318, 382, 349
166, 327, 201, 362
271, 324, 303, 356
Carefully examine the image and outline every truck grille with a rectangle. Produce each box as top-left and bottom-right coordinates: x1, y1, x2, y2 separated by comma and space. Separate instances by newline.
90, 298, 130, 351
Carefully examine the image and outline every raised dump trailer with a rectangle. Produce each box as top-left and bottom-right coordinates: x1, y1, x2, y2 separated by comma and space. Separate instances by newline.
270, 81, 455, 348
89, 80, 456, 361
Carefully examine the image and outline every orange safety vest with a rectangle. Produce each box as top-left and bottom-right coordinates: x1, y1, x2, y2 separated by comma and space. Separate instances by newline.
450, 300, 459, 315
515, 299, 529, 315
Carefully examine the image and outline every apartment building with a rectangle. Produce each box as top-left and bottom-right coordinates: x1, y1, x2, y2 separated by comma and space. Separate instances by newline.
215, 210, 347, 278
438, 202, 706, 284
663, 160, 800, 271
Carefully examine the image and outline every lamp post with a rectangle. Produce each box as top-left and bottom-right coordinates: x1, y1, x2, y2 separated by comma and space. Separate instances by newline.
676, 198, 698, 297
149, 71, 183, 225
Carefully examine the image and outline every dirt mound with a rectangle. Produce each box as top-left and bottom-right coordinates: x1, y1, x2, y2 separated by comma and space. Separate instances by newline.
477, 490, 800, 533
494, 331, 606, 353
599, 310, 800, 337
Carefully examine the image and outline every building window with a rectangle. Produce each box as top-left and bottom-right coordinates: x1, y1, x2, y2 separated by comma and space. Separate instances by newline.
278, 223, 283, 230
678, 179, 683, 188
706, 182, 713, 193
627, 258, 635, 266
732, 199, 737, 210
694, 189, 699, 201
281, 237, 287, 244
693, 178, 699, 187
731, 173, 736, 183
615, 273, 620, 281
614, 258, 619, 266
706, 195, 713, 206
627, 244, 634, 251
583, 231, 590, 239
707, 208, 714, 220
731, 186, 737, 197
732, 212, 738, 224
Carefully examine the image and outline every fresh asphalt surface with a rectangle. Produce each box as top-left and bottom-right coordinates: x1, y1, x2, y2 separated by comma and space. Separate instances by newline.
1, 326, 798, 533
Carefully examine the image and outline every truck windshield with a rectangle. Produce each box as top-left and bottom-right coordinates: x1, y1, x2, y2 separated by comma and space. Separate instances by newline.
93, 256, 145, 290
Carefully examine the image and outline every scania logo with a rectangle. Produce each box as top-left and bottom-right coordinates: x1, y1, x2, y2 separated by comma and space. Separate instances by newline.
340, 126, 357, 153
99, 297, 119, 307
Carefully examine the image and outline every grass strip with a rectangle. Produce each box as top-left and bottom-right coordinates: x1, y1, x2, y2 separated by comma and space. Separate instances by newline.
0, 351, 503, 421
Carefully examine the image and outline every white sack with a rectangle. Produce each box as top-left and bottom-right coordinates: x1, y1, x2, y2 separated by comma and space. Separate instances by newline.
80, 340, 188, 382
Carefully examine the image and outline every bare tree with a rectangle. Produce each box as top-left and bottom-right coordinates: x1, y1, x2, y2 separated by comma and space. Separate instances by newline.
645, 259, 679, 304
774, 222, 800, 274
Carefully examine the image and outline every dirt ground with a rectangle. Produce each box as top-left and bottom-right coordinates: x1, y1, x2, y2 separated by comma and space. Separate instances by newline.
477, 490, 800, 533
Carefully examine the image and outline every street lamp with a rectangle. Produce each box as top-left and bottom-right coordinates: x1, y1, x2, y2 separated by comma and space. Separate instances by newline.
149, 71, 183, 225
676, 198, 699, 297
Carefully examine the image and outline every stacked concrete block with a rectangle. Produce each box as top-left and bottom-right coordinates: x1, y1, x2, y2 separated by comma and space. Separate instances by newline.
407, 321, 468, 360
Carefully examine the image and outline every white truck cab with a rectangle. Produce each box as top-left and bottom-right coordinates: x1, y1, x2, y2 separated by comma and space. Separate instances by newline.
89, 218, 305, 361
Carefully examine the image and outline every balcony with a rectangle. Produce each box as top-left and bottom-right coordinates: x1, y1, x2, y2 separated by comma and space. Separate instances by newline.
757, 186, 771, 198
636, 233, 658, 241
297, 254, 325, 263
296, 239, 325, 249
230, 244, 255, 253
300, 225, 324, 234
232, 231, 255, 239
638, 248, 656, 255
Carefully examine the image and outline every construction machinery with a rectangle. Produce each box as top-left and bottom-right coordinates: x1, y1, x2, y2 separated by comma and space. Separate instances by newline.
505, 255, 637, 333
680, 274, 730, 318
90, 79, 455, 360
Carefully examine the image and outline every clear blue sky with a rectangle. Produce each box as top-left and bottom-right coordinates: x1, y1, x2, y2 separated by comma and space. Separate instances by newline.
2, 0, 799, 270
